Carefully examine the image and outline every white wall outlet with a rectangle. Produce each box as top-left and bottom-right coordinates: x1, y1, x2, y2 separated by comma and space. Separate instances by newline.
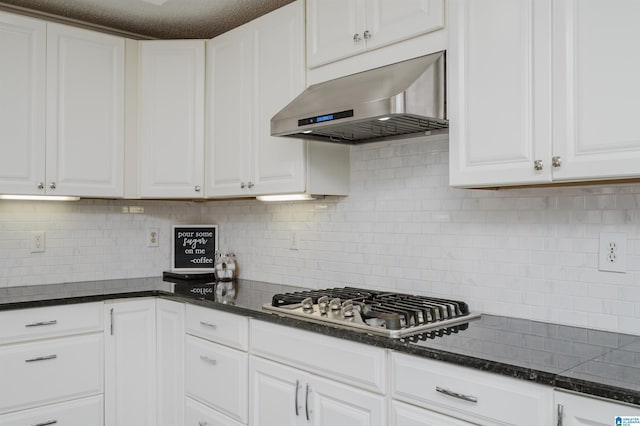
148, 228, 159, 247
289, 231, 299, 250
30, 231, 45, 253
598, 232, 627, 273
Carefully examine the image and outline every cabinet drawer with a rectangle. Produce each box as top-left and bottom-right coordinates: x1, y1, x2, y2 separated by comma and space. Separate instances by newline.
0, 395, 103, 426
250, 320, 387, 394
186, 304, 248, 350
185, 397, 244, 426
0, 333, 103, 414
391, 353, 553, 426
185, 335, 247, 424
391, 400, 473, 426
0, 302, 103, 344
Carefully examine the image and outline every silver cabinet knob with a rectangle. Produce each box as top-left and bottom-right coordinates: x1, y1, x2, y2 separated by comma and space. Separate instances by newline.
49, 182, 56, 190
247, 182, 254, 189
195, 185, 201, 192
552, 156, 562, 168
533, 160, 543, 171
353, 33, 361, 42
240, 182, 246, 189
363, 30, 371, 39
38, 182, 45, 190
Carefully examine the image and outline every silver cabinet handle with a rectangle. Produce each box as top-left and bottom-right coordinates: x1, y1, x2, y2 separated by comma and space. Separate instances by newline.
198, 422, 208, 426
240, 182, 246, 189
552, 156, 562, 168
25, 354, 57, 363
49, 182, 56, 190
25, 320, 57, 328
200, 355, 217, 365
110, 308, 114, 336
557, 403, 564, 426
435, 386, 477, 403
363, 30, 371, 39
305, 383, 311, 421
533, 160, 543, 171
195, 185, 201, 192
353, 33, 361, 42
31, 420, 57, 426
294, 380, 300, 416
37, 182, 45, 190
247, 182, 254, 189
199, 321, 217, 329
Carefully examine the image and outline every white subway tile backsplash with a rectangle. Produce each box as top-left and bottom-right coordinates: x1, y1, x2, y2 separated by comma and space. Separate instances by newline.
1, 135, 639, 334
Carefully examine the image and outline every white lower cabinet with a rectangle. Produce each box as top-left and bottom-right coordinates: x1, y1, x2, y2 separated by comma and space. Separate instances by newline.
391, 400, 473, 426
391, 352, 553, 426
555, 390, 640, 425
0, 395, 103, 426
104, 298, 157, 426
157, 299, 186, 426
249, 355, 385, 426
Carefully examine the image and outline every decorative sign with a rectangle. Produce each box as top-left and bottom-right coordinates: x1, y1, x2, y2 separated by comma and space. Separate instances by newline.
171, 225, 218, 272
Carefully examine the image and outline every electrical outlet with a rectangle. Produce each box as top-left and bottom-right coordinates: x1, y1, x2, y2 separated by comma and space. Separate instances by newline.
148, 228, 159, 247
289, 231, 299, 250
598, 232, 626, 273
30, 231, 45, 253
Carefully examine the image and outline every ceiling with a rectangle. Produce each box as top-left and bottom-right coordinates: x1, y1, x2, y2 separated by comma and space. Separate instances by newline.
0, 0, 296, 39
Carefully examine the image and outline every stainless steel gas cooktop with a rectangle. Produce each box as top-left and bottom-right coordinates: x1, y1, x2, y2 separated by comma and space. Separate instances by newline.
263, 287, 480, 339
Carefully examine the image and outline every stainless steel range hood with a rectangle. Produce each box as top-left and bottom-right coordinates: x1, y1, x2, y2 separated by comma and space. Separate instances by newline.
271, 51, 447, 145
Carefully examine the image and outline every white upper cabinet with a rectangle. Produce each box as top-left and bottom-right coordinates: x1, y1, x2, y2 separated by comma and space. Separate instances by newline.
139, 40, 205, 198
46, 23, 125, 197
207, 1, 348, 198
0, 14, 125, 198
449, 0, 640, 187
551, 0, 640, 181
307, 0, 445, 68
448, 0, 552, 187
0, 12, 46, 196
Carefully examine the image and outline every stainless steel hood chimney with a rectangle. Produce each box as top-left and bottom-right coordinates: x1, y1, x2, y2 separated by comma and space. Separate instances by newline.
271, 51, 447, 144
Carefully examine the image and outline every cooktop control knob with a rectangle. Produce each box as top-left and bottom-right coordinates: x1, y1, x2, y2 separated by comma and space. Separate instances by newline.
301, 297, 313, 311
329, 298, 341, 311
318, 296, 329, 314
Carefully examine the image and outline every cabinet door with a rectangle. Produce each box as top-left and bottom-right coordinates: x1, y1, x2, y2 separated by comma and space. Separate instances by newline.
249, 356, 303, 426
157, 299, 185, 426
205, 28, 252, 197
105, 299, 157, 426
46, 23, 125, 197
555, 391, 640, 425
552, 0, 640, 181
139, 40, 205, 198
0, 12, 46, 196
251, 0, 306, 195
448, 0, 553, 187
365, 0, 444, 51
307, 374, 386, 426
306, 0, 366, 68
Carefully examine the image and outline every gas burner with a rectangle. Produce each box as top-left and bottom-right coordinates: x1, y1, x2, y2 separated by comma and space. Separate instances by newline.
264, 287, 480, 338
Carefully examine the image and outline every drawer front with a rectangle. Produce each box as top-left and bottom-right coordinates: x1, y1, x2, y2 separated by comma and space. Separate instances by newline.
0, 333, 103, 414
186, 304, 248, 350
250, 320, 387, 394
0, 395, 103, 426
391, 400, 474, 426
0, 302, 103, 344
185, 335, 247, 424
185, 397, 244, 426
391, 353, 553, 426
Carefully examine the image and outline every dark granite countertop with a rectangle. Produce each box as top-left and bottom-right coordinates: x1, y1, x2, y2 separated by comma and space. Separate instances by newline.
1, 277, 638, 407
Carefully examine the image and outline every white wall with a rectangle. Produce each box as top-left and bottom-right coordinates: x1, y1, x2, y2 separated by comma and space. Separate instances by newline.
1, 135, 639, 334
